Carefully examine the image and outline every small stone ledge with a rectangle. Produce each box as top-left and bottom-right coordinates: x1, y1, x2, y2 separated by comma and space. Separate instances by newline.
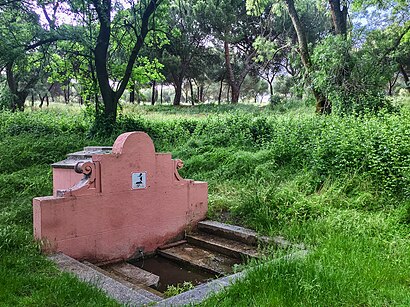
49, 253, 162, 306
198, 220, 306, 250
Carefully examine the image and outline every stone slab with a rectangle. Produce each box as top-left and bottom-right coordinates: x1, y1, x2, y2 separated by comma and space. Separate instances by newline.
108, 262, 160, 288
49, 253, 162, 306
158, 243, 241, 275
198, 220, 299, 249
186, 232, 259, 259
197, 220, 263, 245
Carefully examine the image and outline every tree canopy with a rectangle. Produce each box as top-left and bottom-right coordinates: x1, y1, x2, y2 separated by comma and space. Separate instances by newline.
0, 0, 409, 124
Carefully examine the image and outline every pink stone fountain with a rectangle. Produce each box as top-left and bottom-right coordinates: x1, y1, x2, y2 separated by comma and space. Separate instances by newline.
33, 132, 208, 263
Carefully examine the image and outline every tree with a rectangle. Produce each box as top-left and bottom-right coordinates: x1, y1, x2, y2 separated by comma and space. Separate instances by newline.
88, 0, 162, 126
247, 0, 331, 112
0, 5, 58, 111
195, 0, 266, 104
160, 0, 206, 106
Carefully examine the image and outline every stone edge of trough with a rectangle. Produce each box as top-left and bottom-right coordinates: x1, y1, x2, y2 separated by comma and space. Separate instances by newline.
49, 248, 308, 307
49, 253, 162, 305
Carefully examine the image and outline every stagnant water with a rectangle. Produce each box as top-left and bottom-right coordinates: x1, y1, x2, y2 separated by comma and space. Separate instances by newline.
128, 255, 217, 292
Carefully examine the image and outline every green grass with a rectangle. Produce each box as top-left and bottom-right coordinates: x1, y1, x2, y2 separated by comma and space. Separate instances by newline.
1, 101, 410, 306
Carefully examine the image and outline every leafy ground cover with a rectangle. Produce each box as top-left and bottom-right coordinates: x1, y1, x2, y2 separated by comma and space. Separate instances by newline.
1, 101, 410, 306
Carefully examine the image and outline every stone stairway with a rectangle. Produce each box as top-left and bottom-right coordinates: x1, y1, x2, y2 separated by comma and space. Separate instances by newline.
157, 220, 263, 276
99, 221, 268, 294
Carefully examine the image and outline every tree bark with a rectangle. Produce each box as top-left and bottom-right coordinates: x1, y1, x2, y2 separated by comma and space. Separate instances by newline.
130, 86, 135, 103
218, 78, 224, 105
399, 65, 410, 93
223, 40, 240, 104
231, 88, 240, 104
268, 80, 273, 97
92, 0, 158, 126
284, 0, 329, 114
329, 0, 348, 36
189, 79, 195, 105
160, 83, 163, 104
284, 0, 311, 69
93, 0, 116, 123
173, 81, 183, 106
199, 84, 204, 102
151, 81, 156, 105
39, 94, 45, 108
6, 62, 28, 112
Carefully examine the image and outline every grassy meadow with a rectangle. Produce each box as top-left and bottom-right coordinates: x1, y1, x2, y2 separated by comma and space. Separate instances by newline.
1, 100, 410, 306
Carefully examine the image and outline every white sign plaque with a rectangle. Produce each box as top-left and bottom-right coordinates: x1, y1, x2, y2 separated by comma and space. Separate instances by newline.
132, 172, 147, 189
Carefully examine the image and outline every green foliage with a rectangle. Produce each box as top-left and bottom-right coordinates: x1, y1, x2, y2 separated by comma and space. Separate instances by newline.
164, 281, 194, 297
311, 36, 393, 114
1, 104, 410, 305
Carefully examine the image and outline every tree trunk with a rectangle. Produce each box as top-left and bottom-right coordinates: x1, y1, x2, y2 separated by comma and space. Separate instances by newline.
227, 85, 230, 103
199, 84, 204, 102
329, 0, 351, 95
329, 0, 348, 36
231, 87, 240, 104
224, 40, 240, 104
130, 86, 135, 103
63, 85, 70, 104
313, 89, 331, 114
284, 0, 329, 114
14, 92, 28, 111
46, 95, 49, 107
399, 65, 410, 93
160, 83, 163, 104
92, 0, 158, 127
173, 81, 183, 106
93, 0, 117, 125
284, 0, 311, 69
218, 78, 224, 105
39, 94, 45, 108
268, 80, 274, 97
388, 71, 400, 95
31, 93, 35, 107
184, 84, 189, 103
151, 81, 156, 105
189, 79, 195, 105
5, 62, 25, 112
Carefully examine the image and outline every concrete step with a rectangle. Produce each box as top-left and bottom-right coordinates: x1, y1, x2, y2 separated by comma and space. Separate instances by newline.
105, 262, 160, 288
198, 220, 298, 249
49, 254, 163, 306
186, 232, 259, 259
197, 220, 268, 245
158, 243, 241, 275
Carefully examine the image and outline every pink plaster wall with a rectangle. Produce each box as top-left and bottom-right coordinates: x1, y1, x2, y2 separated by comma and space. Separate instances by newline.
33, 132, 208, 263
52, 168, 83, 197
